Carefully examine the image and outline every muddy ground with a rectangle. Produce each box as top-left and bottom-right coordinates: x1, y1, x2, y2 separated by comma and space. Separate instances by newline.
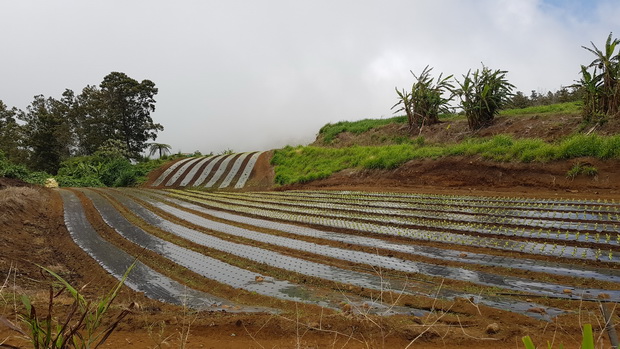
1, 113, 620, 348
1, 162, 619, 348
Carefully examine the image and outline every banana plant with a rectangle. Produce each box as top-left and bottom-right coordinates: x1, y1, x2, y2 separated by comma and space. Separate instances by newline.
391, 88, 415, 130
392, 66, 454, 131
454, 64, 514, 131
579, 33, 620, 120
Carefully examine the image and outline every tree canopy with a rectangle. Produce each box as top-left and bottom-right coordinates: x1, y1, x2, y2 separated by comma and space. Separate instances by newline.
0, 72, 164, 174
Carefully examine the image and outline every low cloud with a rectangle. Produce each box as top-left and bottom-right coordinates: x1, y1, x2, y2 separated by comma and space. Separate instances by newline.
1, 0, 617, 153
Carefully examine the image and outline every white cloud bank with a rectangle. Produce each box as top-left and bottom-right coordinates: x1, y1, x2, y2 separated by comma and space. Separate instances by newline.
1, 0, 618, 153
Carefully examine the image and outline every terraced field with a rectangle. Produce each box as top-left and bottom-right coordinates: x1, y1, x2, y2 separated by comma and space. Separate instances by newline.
59, 187, 620, 323
149, 152, 264, 189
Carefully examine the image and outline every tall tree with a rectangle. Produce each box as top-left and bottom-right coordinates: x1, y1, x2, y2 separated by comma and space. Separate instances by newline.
579, 33, 620, 120
20, 95, 73, 174
72, 85, 109, 156
0, 100, 26, 163
97, 72, 163, 159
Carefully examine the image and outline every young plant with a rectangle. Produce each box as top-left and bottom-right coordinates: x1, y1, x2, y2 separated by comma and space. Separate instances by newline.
11, 263, 135, 349
522, 324, 594, 349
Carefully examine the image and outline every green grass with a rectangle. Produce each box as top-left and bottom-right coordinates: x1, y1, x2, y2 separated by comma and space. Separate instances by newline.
317, 102, 581, 146
318, 116, 407, 144
500, 101, 582, 116
317, 113, 467, 144
272, 134, 620, 185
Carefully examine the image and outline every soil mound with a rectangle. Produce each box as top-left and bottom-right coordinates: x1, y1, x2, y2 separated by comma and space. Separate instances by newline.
0, 177, 31, 190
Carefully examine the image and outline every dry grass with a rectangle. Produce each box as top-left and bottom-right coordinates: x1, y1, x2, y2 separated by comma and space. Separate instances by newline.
0, 187, 42, 224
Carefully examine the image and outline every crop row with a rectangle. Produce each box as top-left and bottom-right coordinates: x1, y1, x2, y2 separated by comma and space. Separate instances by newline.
62, 187, 620, 317
88, 189, 414, 295
132, 189, 620, 284
59, 189, 267, 313
329, 190, 619, 207
275, 190, 620, 213
77, 188, 572, 317
150, 152, 263, 189
112, 189, 620, 310
244, 191, 619, 222
210, 191, 619, 236
70, 188, 423, 315
166, 189, 620, 262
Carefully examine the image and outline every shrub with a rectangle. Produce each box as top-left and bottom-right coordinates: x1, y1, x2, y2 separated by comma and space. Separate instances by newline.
55, 175, 105, 187
0, 150, 51, 185
566, 162, 598, 179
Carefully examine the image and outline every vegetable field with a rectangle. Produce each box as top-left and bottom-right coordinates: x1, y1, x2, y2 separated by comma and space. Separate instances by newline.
150, 152, 264, 189
60, 188, 620, 320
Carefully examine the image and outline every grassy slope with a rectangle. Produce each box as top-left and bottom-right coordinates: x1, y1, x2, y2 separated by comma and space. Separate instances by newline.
318, 115, 407, 144
272, 102, 620, 185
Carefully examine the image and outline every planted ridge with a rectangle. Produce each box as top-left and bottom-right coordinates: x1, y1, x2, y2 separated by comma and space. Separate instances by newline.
149, 151, 264, 189
152, 157, 194, 186
61, 187, 620, 318
235, 151, 264, 188
219, 152, 253, 188
179, 156, 216, 186
165, 156, 207, 186
59, 189, 258, 312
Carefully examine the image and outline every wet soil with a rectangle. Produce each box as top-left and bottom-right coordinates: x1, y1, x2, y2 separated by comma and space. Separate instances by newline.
1, 115, 620, 348
1, 182, 618, 348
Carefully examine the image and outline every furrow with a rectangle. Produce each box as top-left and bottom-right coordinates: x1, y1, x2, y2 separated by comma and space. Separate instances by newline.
59, 189, 263, 312
235, 151, 264, 189
138, 189, 620, 283
125, 190, 620, 302
152, 157, 194, 186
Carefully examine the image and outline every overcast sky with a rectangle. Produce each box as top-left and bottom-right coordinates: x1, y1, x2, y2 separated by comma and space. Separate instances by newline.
1, 0, 619, 154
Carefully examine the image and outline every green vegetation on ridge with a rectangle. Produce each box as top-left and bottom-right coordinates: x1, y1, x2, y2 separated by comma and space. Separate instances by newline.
318, 101, 583, 146
318, 116, 407, 144
272, 134, 620, 185
499, 101, 582, 116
